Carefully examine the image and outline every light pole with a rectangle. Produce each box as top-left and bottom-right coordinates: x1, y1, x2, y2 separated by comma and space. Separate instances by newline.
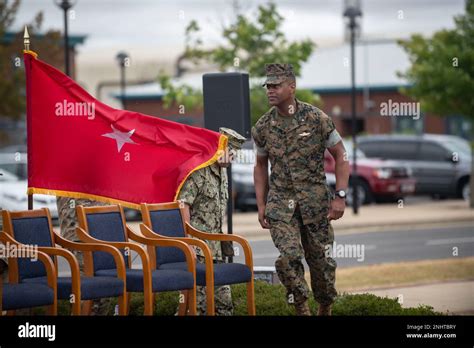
343, 0, 362, 214
54, 0, 76, 76
116, 52, 129, 109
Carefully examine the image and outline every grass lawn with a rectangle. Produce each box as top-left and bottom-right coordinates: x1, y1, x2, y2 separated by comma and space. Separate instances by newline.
330, 257, 474, 292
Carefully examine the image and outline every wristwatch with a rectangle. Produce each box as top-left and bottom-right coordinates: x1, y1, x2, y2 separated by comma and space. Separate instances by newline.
335, 190, 347, 199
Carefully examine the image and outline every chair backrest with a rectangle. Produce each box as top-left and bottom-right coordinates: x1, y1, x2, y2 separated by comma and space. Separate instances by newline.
2, 209, 54, 281
76, 205, 129, 273
141, 202, 186, 265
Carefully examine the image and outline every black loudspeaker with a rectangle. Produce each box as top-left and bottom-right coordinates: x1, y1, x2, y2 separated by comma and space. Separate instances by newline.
202, 72, 251, 138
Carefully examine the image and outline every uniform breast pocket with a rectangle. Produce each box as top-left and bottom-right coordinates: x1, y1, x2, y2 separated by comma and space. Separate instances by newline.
296, 125, 322, 157
266, 133, 286, 158
200, 185, 219, 212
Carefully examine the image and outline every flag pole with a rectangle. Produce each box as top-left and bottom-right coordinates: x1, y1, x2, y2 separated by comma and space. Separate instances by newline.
24, 25, 33, 210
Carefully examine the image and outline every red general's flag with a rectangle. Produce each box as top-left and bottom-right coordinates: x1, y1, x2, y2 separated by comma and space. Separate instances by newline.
23, 50, 227, 208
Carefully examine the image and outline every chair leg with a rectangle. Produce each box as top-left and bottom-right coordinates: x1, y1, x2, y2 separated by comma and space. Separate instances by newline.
247, 280, 256, 316
141, 273, 153, 315
187, 287, 197, 316
127, 293, 132, 315
47, 299, 57, 316
118, 295, 127, 316
47, 305, 57, 315
143, 290, 153, 316
79, 300, 90, 316
178, 290, 188, 316
206, 284, 215, 316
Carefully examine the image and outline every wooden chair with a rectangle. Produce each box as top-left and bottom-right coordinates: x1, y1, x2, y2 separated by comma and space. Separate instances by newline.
0, 232, 57, 315
2, 208, 127, 316
141, 202, 255, 316
76, 204, 197, 315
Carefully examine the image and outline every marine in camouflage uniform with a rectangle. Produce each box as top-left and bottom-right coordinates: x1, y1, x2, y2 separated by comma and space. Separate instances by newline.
177, 127, 246, 316
252, 64, 348, 315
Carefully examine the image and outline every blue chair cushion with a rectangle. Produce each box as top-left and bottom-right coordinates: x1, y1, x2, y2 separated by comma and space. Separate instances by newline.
2, 283, 55, 310
159, 262, 252, 286
11, 216, 53, 280
149, 210, 186, 265
23, 276, 124, 300
95, 268, 194, 292
85, 212, 129, 272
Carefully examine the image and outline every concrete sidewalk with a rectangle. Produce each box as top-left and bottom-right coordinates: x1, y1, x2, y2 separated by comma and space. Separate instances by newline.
352, 281, 474, 315
227, 200, 474, 240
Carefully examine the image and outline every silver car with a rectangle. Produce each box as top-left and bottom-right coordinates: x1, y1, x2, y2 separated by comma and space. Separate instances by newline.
358, 134, 471, 200
0, 156, 59, 218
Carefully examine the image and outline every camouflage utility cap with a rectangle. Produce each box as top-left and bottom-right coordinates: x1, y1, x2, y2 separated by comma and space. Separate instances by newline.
262, 63, 295, 86
219, 127, 246, 151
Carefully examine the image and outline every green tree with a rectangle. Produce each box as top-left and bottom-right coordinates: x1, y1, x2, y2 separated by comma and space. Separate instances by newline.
398, 1, 474, 118
398, 0, 474, 207
0, 0, 63, 122
159, 1, 320, 126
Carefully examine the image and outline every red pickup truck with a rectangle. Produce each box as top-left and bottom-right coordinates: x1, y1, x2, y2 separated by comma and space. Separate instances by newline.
324, 143, 416, 205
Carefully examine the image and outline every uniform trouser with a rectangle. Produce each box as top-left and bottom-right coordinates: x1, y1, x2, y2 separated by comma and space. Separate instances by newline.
196, 255, 234, 316
268, 206, 337, 306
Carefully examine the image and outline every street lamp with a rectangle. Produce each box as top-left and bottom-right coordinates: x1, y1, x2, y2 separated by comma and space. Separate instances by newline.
116, 51, 129, 109
343, 0, 362, 214
54, 0, 77, 77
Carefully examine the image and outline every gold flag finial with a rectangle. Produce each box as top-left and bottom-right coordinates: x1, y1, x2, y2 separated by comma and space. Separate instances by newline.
24, 25, 30, 51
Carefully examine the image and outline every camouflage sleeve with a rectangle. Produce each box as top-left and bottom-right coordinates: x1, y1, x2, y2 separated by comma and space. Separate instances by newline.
251, 125, 268, 156
177, 171, 203, 206
320, 111, 337, 148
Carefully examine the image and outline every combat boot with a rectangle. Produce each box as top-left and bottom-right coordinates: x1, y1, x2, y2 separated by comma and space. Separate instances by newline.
295, 300, 311, 316
317, 304, 332, 316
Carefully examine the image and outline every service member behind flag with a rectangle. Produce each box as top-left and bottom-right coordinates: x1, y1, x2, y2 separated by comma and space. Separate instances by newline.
178, 127, 246, 316
252, 63, 350, 315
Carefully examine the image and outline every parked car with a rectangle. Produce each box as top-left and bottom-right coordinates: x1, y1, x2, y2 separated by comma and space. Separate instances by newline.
232, 141, 257, 210
357, 134, 471, 200
324, 140, 416, 205
0, 167, 59, 219
0, 151, 27, 180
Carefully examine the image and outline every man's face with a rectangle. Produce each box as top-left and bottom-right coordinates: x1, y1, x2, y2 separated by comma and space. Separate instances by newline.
265, 80, 295, 106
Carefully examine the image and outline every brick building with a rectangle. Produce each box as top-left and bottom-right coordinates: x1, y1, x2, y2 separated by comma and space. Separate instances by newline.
116, 40, 472, 140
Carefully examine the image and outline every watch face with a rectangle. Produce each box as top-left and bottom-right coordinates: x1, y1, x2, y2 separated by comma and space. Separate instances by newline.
338, 190, 346, 198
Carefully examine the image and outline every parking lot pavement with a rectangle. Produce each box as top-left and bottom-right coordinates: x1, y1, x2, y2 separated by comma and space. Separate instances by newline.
227, 199, 474, 240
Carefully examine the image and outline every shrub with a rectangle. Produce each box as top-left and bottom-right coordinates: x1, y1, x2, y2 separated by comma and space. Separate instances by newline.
48, 281, 440, 316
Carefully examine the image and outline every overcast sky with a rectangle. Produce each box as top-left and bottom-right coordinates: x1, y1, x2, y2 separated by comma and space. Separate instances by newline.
10, 0, 467, 105
13, 0, 466, 62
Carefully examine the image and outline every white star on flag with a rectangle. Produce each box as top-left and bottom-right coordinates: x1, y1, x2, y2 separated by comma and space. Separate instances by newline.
102, 124, 138, 152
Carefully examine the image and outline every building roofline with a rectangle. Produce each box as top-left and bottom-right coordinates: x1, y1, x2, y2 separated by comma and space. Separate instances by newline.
311, 84, 412, 94
113, 83, 412, 101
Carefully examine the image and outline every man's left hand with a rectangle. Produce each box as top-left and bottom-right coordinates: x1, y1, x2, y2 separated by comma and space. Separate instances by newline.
328, 198, 345, 221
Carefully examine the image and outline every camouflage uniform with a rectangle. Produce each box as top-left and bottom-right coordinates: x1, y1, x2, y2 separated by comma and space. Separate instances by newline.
252, 64, 340, 307
177, 128, 245, 316
57, 197, 108, 243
